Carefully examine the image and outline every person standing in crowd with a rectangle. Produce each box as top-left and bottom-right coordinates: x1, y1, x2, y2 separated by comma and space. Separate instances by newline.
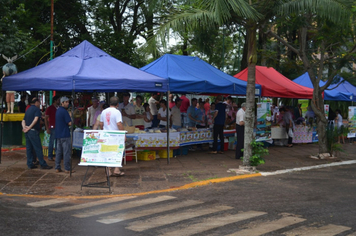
180, 93, 190, 127
210, 95, 226, 154
279, 107, 294, 147
196, 101, 206, 128
143, 103, 153, 129
93, 101, 105, 125
22, 98, 53, 170
294, 103, 302, 120
149, 92, 160, 127
45, 95, 60, 161
55, 97, 73, 173
335, 109, 345, 144
119, 92, 136, 126
18, 96, 26, 113
132, 95, 145, 130
271, 104, 279, 123
168, 94, 175, 109
87, 98, 100, 128
157, 99, 170, 128
171, 98, 182, 130
100, 96, 125, 177
305, 106, 315, 125
187, 98, 199, 127
206, 102, 216, 128
235, 103, 246, 159
93, 103, 109, 130
225, 96, 233, 115
204, 98, 210, 115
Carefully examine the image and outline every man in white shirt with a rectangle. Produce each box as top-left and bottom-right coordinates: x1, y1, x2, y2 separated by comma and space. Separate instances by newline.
148, 92, 160, 127
235, 102, 246, 159
118, 92, 135, 126
100, 96, 125, 177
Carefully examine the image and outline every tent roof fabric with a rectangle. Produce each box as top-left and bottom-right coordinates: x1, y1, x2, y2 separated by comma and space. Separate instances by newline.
3, 40, 168, 92
140, 54, 261, 95
234, 66, 314, 99
293, 72, 354, 101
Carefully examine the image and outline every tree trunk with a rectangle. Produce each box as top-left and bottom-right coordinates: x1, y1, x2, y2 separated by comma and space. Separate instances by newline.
243, 22, 257, 167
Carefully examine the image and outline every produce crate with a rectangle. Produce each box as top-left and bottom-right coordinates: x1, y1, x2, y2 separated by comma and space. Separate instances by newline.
158, 149, 173, 158
137, 150, 156, 161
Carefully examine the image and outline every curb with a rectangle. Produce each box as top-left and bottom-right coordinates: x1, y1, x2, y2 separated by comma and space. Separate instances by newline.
260, 160, 356, 176
0, 173, 262, 199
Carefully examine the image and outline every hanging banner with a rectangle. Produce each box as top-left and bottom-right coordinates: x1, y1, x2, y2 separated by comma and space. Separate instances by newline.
324, 104, 329, 119
256, 102, 271, 138
348, 106, 356, 138
299, 99, 309, 117
79, 130, 126, 167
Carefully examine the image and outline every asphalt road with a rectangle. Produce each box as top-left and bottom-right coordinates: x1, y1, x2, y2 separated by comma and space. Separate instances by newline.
1, 164, 356, 236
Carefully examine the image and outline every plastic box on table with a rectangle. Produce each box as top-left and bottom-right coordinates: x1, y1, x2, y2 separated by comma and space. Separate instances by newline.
158, 149, 173, 158
137, 150, 156, 161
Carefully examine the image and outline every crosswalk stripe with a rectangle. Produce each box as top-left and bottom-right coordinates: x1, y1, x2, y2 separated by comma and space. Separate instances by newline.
72, 195, 176, 218
126, 205, 233, 232
27, 199, 70, 207
50, 196, 136, 212
97, 200, 204, 224
159, 211, 267, 236
284, 224, 351, 236
226, 216, 306, 236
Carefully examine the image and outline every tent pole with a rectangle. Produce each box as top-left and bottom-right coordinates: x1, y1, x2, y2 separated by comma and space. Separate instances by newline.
0, 90, 3, 164
166, 91, 170, 164
70, 88, 75, 177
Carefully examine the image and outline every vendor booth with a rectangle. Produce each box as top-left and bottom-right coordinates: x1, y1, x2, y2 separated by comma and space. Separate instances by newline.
140, 54, 262, 95
2, 40, 169, 185
293, 72, 354, 101
233, 66, 314, 99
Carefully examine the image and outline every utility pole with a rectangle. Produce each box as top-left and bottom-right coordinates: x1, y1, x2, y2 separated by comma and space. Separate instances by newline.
49, 0, 54, 105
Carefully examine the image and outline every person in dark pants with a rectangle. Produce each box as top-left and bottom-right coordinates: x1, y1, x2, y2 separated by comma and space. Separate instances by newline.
55, 97, 73, 173
235, 103, 246, 159
279, 107, 294, 147
22, 98, 53, 170
209, 95, 226, 154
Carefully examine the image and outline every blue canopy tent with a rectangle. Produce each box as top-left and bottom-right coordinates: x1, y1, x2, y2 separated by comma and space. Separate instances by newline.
2, 40, 168, 92
293, 72, 354, 101
140, 54, 261, 95
1, 40, 171, 170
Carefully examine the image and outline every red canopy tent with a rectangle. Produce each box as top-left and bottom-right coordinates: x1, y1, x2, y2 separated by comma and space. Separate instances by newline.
234, 66, 314, 99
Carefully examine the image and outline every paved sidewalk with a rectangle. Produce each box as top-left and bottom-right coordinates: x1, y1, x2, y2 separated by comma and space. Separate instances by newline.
0, 143, 355, 197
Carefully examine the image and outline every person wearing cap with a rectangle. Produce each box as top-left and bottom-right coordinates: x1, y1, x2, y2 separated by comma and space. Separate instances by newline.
235, 102, 246, 159
87, 97, 100, 128
171, 98, 182, 130
55, 96, 73, 173
45, 95, 60, 161
118, 92, 136, 127
148, 92, 161, 127
22, 98, 53, 170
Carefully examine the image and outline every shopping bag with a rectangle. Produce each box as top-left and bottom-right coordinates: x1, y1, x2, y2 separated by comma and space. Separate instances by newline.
288, 128, 294, 138
42, 131, 50, 147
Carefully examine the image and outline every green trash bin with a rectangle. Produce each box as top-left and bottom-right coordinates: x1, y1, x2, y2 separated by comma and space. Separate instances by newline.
2, 113, 25, 146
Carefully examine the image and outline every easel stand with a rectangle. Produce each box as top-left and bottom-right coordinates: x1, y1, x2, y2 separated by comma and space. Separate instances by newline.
81, 166, 111, 192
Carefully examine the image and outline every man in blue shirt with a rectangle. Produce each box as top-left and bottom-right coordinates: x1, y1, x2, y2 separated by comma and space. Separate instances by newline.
209, 95, 226, 154
55, 97, 72, 173
187, 98, 199, 127
22, 98, 53, 169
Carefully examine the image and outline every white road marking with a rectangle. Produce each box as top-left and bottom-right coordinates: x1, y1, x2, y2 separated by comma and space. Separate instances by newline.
72, 195, 176, 218
226, 216, 306, 236
283, 224, 351, 236
260, 160, 356, 176
97, 200, 203, 224
50, 196, 136, 212
27, 199, 70, 207
159, 211, 267, 236
126, 205, 233, 232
